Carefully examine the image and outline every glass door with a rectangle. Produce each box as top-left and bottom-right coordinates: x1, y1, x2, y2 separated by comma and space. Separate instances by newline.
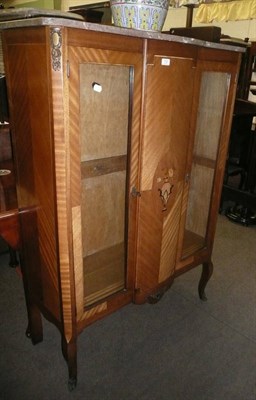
181, 71, 231, 259
79, 63, 132, 307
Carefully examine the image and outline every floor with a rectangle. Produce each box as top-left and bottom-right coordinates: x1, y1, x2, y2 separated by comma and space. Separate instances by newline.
0, 215, 255, 400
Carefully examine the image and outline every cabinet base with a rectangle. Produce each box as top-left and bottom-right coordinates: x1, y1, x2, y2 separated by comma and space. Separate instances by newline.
134, 278, 174, 304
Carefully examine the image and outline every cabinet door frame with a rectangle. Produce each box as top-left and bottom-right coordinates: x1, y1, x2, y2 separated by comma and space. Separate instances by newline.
176, 56, 241, 272
135, 48, 197, 303
65, 33, 143, 326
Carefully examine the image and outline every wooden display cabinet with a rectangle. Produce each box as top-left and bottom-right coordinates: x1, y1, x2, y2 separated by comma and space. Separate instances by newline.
1, 17, 242, 389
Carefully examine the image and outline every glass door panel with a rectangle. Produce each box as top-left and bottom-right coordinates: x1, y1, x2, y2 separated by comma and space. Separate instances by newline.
182, 71, 230, 259
79, 63, 131, 306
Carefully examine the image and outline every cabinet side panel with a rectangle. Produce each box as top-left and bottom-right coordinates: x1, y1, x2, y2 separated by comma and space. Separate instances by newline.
3, 29, 61, 320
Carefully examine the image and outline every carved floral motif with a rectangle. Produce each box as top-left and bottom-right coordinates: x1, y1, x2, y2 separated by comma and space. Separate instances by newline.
157, 168, 175, 211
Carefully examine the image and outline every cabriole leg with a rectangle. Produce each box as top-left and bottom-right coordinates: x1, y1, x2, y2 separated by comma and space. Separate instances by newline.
8, 247, 19, 268
61, 335, 77, 391
25, 304, 43, 345
198, 261, 213, 301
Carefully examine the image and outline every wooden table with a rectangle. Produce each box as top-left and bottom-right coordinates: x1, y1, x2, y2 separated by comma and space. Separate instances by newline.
0, 124, 20, 265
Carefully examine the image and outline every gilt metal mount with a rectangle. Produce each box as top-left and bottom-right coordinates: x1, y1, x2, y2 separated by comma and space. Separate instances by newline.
50, 28, 62, 71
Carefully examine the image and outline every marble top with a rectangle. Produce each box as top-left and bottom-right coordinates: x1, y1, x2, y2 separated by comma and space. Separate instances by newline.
0, 8, 83, 22
0, 8, 245, 53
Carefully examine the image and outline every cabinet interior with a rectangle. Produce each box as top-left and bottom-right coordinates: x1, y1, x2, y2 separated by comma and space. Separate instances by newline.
79, 63, 131, 307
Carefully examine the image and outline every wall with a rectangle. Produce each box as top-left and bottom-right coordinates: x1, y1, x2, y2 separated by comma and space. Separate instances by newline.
4, 1, 256, 41
4, 0, 60, 9
163, 7, 256, 40
61, 2, 255, 40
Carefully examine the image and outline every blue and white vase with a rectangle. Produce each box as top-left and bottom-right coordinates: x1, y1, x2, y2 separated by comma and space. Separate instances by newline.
110, 0, 170, 31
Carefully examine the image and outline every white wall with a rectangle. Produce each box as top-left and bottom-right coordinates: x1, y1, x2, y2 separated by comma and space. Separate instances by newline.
163, 7, 256, 41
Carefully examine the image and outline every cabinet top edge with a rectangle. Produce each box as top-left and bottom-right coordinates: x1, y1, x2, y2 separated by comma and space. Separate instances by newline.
0, 15, 245, 54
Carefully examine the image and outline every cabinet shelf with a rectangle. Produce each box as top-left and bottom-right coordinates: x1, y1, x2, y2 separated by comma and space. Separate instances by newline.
193, 155, 216, 169
83, 242, 125, 307
81, 155, 127, 179
182, 230, 206, 259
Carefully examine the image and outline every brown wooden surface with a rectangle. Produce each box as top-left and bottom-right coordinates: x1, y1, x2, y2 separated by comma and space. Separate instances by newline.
3, 27, 61, 322
135, 52, 195, 301
68, 28, 143, 54
0, 209, 19, 249
81, 155, 127, 179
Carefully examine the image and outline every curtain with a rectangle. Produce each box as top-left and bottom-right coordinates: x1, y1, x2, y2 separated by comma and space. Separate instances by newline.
195, 0, 256, 22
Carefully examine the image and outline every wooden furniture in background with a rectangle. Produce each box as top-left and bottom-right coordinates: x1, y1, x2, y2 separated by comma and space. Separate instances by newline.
0, 123, 19, 265
1, 18, 242, 389
220, 40, 256, 223
221, 99, 256, 223
69, 2, 111, 25
168, 26, 222, 43
243, 41, 256, 99
220, 39, 256, 100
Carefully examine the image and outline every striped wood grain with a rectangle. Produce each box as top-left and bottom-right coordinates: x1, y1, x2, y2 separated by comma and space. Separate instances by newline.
136, 55, 195, 294
50, 27, 75, 340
